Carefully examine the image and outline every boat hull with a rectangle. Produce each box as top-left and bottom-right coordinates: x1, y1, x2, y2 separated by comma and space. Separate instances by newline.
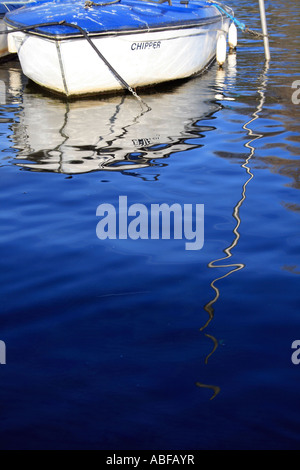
0, 2, 41, 58
10, 19, 230, 96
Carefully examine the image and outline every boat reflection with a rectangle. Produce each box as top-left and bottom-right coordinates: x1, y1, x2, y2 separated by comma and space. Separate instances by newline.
11, 72, 223, 176
0, 59, 24, 105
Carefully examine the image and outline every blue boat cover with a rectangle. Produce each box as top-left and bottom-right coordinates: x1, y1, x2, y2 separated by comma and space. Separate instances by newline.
5, 0, 231, 37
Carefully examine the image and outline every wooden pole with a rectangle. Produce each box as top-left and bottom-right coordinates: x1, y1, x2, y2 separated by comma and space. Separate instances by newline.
258, 0, 271, 61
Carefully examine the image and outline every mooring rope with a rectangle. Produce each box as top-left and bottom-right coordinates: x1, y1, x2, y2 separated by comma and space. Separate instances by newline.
84, 0, 121, 8
207, 0, 267, 38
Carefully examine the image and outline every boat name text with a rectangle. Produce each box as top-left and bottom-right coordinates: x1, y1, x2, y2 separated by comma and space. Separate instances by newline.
131, 41, 161, 51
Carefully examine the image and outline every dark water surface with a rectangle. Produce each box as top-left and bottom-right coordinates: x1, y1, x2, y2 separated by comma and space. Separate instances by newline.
0, 0, 299, 450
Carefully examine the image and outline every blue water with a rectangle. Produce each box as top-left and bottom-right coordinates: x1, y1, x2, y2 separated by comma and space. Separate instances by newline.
0, 0, 299, 450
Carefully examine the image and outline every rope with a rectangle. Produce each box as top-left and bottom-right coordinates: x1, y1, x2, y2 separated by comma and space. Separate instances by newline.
137, 0, 173, 4
244, 27, 266, 39
85, 0, 172, 7
62, 21, 144, 101
2, 21, 149, 105
207, 0, 267, 39
85, 0, 121, 8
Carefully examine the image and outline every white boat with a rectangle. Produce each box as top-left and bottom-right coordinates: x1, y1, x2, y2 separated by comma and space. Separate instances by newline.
0, 3, 17, 57
0, 20, 7, 57
5, 0, 234, 96
0, 1, 45, 58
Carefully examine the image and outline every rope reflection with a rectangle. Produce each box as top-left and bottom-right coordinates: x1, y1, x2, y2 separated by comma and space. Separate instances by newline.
198, 62, 269, 400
